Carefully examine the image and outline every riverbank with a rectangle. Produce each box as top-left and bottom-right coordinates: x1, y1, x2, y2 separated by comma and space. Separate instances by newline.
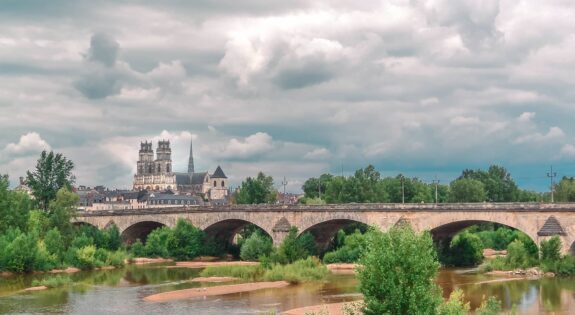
144, 281, 290, 302
283, 301, 363, 315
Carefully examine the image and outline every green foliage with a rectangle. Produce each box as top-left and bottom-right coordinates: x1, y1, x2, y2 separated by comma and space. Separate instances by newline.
554, 176, 575, 202
0, 175, 32, 233
166, 219, 205, 260
449, 178, 486, 202
26, 150, 74, 210
74, 245, 101, 270
201, 257, 329, 284
458, 165, 519, 202
437, 290, 470, 315
44, 228, 65, 257
236, 172, 277, 204
27, 210, 50, 238
1, 230, 39, 273
540, 236, 561, 262
144, 227, 171, 257
323, 229, 367, 263
240, 230, 273, 261
505, 239, 531, 269
268, 227, 317, 264
130, 239, 146, 257
302, 174, 334, 199
47, 189, 78, 241
475, 297, 502, 315
32, 275, 72, 288
446, 232, 484, 267
262, 257, 329, 284
102, 225, 121, 251
358, 226, 442, 315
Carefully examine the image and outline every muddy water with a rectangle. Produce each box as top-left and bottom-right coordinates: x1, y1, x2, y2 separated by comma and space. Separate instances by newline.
0, 265, 574, 314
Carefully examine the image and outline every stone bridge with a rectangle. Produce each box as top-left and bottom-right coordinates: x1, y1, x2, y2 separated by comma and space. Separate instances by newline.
75, 203, 575, 254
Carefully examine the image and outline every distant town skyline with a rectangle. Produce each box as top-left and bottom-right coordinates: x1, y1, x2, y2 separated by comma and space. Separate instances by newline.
1, 1, 574, 192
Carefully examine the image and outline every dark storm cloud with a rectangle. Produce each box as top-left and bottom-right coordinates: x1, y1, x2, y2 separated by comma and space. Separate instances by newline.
87, 33, 120, 67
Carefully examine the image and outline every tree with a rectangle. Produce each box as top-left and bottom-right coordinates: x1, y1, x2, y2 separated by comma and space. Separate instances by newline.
459, 165, 519, 202
26, 151, 75, 210
302, 174, 333, 199
0, 175, 32, 233
48, 189, 79, 242
554, 177, 575, 202
447, 232, 484, 267
166, 219, 205, 260
240, 230, 273, 261
236, 172, 277, 204
358, 226, 442, 315
449, 178, 487, 202
540, 236, 561, 263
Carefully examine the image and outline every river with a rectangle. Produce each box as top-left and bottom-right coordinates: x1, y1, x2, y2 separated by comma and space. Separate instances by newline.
1, 264, 574, 314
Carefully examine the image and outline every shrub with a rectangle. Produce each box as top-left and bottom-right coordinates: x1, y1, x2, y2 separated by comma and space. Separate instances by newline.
437, 289, 470, 315
102, 225, 122, 251
34, 240, 59, 271
4, 231, 39, 273
475, 297, 502, 315
269, 227, 317, 264
358, 226, 442, 315
323, 230, 366, 263
130, 240, 146, 257
145, 227, 171, 257
262, 257, 328, 284
74, 245, 100, 270
70, 233, 94, 249
540, 236, 561, 263
44, 228, 65, 257
240, 230, 273, 261
106, 250, 127, 267
200, 265, 263, 281
447, 232, 484, 267
166, 219, 205, 260
506, 239, 530, 269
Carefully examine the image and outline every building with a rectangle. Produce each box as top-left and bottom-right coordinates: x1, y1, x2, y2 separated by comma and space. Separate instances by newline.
132, 138, 229, 200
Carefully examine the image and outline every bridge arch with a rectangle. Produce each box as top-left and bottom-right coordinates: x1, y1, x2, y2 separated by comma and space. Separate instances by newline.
121, 221, 167, 245
73, 221, 100, 230
203, 219, 273, 244
298, 216, 369, 251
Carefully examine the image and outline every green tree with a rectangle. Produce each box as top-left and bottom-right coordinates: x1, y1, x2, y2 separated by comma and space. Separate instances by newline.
48, 189, 79, 242
449, 178, 487, 202
540, 236, 561, 263
102, 224, 122, 251
459, 165, 519, 202
302, 174, 333, 199
0, 175, 32, 233
446, 232, 484, 266
506, 239, 530, 269
236, 172, 277, 204
240, 230, 273, 261
145, 227, 171, 257
554, 177, 575, 202
166, 219, 205, 260
26, 151, 75, 210
44, 228, 65, 257
358, 226, 442, 315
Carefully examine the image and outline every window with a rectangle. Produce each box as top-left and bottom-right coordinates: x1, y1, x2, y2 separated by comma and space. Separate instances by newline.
221, 180, 225, 187
167, 165, 171, 173
157, 164, 161, 173
214, 181, 217, 187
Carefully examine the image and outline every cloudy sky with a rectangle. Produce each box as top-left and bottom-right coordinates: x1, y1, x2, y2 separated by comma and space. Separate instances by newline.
1, 0, 574, 192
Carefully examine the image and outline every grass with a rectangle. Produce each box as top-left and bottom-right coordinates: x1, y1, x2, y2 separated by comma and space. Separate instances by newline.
200, 257, 329, 284
31, 275, 73, 288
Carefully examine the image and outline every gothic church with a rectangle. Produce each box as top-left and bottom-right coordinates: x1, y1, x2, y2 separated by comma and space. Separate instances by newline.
133, 139, 228, 200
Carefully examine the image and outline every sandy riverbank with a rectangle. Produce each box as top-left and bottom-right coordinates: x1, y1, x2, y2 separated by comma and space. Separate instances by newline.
190, 276, 239, 283
130, 257, 174, 265
326, 263, 358, 275
144, 281, 290, 302
283, 301, 363, 315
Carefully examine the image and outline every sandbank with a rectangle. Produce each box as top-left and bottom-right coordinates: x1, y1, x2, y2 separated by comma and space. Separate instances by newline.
144, 281, 289, 302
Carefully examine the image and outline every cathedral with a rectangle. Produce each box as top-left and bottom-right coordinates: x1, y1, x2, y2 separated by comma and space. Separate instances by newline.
132, 139, 228, 200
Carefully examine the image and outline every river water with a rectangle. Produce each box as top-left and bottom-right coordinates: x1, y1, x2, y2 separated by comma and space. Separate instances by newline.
0, 264, 574, 314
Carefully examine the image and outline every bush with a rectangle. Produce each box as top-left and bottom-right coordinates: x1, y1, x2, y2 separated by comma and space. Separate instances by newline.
145, 227, 170, 257
358, 226, 442, 315
475, 297, 502, 315
44, 228, 65, 257
106, 250, 127, 267
200, 265, 263, 281
437, 289, 470, 315
70, 233, 94, 249
240, 230, 273, 261
506, 239, 531, 269
102, 225, 122, 251
540, 236, 561, 263
446, 232, 484, 267
262, 257, 328, 284
268, 227, 317, 265
130, 239, 146, 257
323, 230, 366, 263
4, 231, 39, 273
74, 245, 101, 270
166, 219, 205, 261
34, 240, 59, 271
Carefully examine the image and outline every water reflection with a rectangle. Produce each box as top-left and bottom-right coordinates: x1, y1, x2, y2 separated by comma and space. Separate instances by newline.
0, 266, 574, 314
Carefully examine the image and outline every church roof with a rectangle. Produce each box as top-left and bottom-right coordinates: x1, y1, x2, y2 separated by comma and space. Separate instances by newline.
537, 216, 567, 236
174, 172, 191, 185
191, 172, 208, 185
211, 166, 227, 179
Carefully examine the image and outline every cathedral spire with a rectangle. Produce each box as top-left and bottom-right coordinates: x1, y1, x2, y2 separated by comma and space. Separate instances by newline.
187, 136, 195, 174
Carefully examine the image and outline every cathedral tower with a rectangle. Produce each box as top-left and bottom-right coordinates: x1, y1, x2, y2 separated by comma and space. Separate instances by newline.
137, 141, 154, 175
154, 140, 172, 174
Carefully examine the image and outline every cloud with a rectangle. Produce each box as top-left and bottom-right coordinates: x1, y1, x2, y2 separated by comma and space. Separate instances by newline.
560, 144, 575, 158
304, 147, 330, 160
517, 112, 535, 123
215, 132, 274, 159
4, 132, 51, 156
87, 33, 120, 67
514, 127, 565, 144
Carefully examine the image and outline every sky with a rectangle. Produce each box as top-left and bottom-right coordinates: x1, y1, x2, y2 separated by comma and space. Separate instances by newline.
0, 0, 574, 193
